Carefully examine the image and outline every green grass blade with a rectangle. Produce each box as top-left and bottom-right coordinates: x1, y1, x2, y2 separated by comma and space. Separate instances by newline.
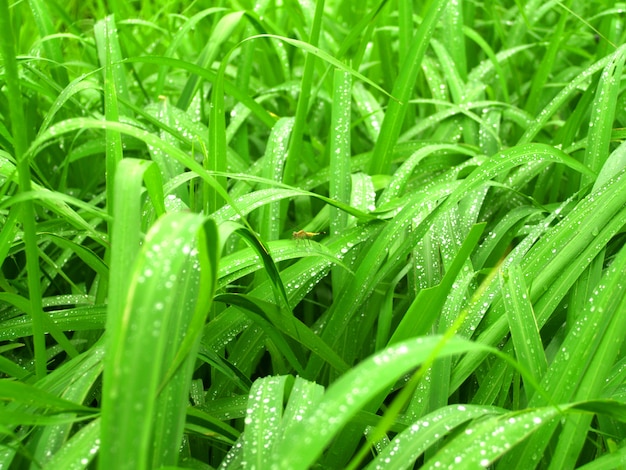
523, 0, 571, 115
105, 158, 158, 342
365, 405, 502, 470
94, 15, 126, 219
0, 379, 95, 413
127, 56, 277, 129
43, 418, 100, 469
30, 345, 104, 466
215, 293, 349, 374
576, 444, 626, 470
100, 212, 217, 469
27, 0, 69, 87
177, 10, 245, 111
593, 140, 626, 192
215, 294, 305, 375
274, 336, 521, 469
154, 7, 226, 96
329, 68, 352, 292
328, 69, 352, 238
501, 264, 548, 382
243, 376, 288, 468
389, 223, 485, 344
519, 45, 625, 145
425, 401, 626, 469
368, 0, 449, 175
243, 34, 397, 101
258, 117, 294, 241
581, 47, 625, 189
4, 4, 626, 468
441, 0, 467, 81
206, 13, 248, 213
0, 0, 48, 378
453, 171, 626, 391
283, 0, 325, 186
538, 244, 626, 468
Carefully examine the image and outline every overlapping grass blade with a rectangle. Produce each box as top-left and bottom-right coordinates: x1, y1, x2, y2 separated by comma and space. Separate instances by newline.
309, 142, 592, 379
504, 236, 626, 468
501, 264, 547, 383
390, 223, 485, 344
283, 0, 325, 186
0, 0, 49, 379
100, 212, 218, 469
425, 400, 626, 469
273, 335, 537, 469
581, 47, 625, 189
257, 117, 294, 241
520, 45, 626, 145
94, 15, 127, 218
27, 0, 69, 87
369, 0, 449, 175
365, 404, 502, 469
453, 169, 626, 391
43, 418, 101, 469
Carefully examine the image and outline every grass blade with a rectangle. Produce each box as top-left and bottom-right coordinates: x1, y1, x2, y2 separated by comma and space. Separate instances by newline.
501, 264, 548, 383
0, 0, 48, 378
369, 0, 449, 175
100, 212, 218, 469
581, 47, 625, 189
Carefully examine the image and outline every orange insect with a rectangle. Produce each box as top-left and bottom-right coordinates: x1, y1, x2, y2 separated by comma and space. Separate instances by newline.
292, 230, 324, 241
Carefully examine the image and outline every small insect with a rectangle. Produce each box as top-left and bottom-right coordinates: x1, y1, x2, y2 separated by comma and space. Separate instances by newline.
292, 229, 325, 241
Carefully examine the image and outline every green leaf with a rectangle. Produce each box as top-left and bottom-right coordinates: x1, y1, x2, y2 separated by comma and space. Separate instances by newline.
100, 213, 219, 470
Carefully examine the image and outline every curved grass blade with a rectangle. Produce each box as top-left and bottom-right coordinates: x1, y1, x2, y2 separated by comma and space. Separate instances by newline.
506, 238, 626, 468
369, 0, 449, 175
308, 143, 592, 379
452, 170, 626, 392
215, 294, 304, 375
501, 264, 547, 382
519, 45, 626, 145
43, 418, 100, 470
215, 293, 350, 374
241, 34, 397, 101
424, 400, 626, 469
0, 0, 49, 378
100, 212, 218, 470
178, 10, 245, 111
593, 140, 626, 192
154, 7, 227, 96
273, 335, 542, 469
365, 404, 503, 470
0, 379, 95, 413
581, 47, 625, 189
389, 223, 485, 344
126, 56, 276, 129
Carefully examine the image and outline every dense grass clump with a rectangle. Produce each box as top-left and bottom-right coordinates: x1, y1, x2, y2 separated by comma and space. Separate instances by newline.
1, 0, 626, 468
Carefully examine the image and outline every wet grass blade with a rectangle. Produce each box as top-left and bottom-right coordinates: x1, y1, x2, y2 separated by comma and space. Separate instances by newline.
273, 336, 536, 468
0, 0, 48, 378
100, 212, 218, 469
390, 223, 485, 344
507, 239, 626, 468
581, 47, 625, 189
501, 264, 548, 383
369, 0, 449, 175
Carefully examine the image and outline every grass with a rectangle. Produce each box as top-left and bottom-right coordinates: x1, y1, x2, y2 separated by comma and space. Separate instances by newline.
1, 0, 626, 468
